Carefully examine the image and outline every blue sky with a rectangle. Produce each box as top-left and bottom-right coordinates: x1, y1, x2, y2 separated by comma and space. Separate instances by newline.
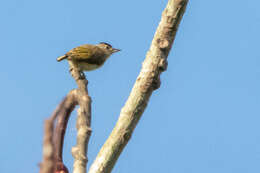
0, 0, 259, 172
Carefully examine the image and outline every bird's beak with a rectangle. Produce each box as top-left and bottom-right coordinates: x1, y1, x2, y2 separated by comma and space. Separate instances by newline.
112, 48, 121, 53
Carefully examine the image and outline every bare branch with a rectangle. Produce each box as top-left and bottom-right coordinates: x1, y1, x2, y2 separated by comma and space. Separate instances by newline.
39, 119, 56, 173
40, 97, 69, 173
54, 90, 77, 163
69, 61, 92, 173
40, 58, 92, 173
88, 0, 189, 172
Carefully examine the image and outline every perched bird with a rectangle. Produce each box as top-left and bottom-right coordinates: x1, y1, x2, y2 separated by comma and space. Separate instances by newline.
57, 42, 120, 71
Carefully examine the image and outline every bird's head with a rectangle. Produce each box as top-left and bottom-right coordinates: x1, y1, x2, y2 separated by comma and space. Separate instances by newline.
96, 42, 121, 56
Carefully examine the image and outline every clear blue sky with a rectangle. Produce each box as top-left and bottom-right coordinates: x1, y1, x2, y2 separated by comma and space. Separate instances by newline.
0, 0, 259, 172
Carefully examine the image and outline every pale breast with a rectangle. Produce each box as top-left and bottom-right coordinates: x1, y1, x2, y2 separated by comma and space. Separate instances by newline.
78, 62, 103, 71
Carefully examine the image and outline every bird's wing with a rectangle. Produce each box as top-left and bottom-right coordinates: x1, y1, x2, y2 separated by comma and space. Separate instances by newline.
67, 44, 96, 61
67, 45, 106, 65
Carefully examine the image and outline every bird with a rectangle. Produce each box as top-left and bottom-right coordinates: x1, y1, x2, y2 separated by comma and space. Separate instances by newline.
57, 42, 120, 71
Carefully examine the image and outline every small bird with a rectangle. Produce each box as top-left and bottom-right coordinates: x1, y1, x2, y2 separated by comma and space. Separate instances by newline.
57, 42, 120, 71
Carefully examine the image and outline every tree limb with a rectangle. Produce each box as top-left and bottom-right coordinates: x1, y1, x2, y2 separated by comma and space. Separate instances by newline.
88, 0, 189, 172
69, 61, 92, 173
40, 96, 70, 173
54, 90, 77, 163
40, 62, 92, 173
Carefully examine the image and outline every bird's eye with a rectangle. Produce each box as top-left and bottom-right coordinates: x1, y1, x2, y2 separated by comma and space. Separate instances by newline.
106, 46, 110, 50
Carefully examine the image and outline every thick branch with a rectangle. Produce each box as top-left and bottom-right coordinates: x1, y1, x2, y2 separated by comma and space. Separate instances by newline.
69, 61, 92, 173
88, 0, 188, 172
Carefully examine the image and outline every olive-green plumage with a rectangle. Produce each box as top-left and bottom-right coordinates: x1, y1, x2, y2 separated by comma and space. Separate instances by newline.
57, 42, 120, 71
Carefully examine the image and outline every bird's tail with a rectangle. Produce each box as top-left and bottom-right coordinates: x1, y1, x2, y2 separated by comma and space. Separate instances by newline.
57, 55, 68, 62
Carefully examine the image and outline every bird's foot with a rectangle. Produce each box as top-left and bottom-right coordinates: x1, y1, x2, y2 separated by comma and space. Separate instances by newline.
69, 68, 85, 80
79, 71, 86, 79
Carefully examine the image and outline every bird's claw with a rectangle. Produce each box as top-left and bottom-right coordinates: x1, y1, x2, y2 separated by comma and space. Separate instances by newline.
79, 71, 86, 79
